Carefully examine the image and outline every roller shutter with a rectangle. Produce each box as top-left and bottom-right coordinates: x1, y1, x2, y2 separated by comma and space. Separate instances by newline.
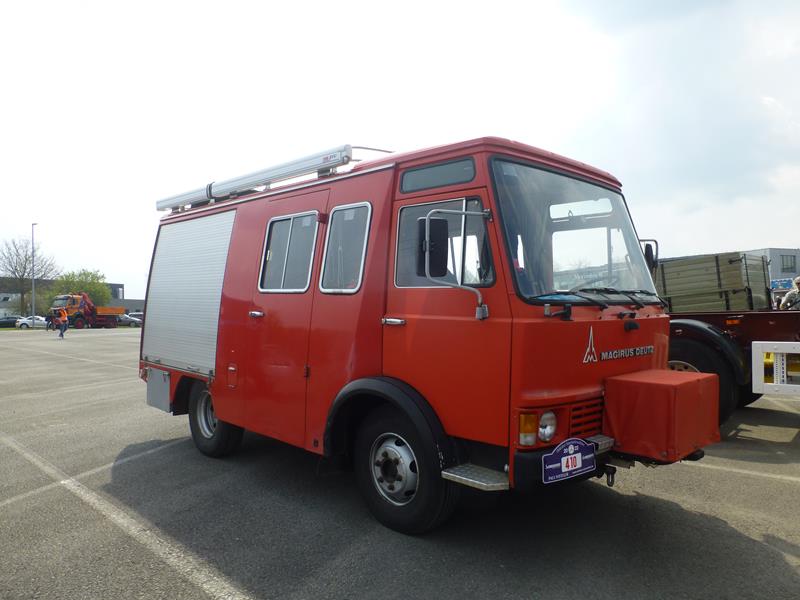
142, 210, 236, 376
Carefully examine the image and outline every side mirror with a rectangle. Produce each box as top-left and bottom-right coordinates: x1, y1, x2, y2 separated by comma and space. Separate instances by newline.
416, 217, 449, 278
640, 239, 659, 272
643, 243, 657, 271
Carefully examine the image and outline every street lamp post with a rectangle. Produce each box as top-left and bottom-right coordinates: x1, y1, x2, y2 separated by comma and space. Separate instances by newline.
31, 223, 37, 329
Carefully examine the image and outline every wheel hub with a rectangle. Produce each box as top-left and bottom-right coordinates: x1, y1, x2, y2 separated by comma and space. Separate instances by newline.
668, 360, 700, 373
197, 391, 218, 438
370, 433, 418, 506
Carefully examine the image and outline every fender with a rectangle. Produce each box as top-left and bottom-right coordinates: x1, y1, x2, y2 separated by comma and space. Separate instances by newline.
669, 319, 747, 385
323, 376, 457, 470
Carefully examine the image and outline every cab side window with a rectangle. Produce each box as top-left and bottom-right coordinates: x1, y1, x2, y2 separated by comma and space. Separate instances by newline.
259, 211, 318, 292
396, 197, 494, 288
320, 203, 371, 293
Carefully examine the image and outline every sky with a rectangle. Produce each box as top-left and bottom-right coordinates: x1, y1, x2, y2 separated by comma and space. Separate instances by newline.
1, 0, 798, 299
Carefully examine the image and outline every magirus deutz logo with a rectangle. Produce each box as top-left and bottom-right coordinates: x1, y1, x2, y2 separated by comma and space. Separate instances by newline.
582, 326, 655, 364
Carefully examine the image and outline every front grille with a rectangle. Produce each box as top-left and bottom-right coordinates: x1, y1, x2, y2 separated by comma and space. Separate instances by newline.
569, 398, 603, 438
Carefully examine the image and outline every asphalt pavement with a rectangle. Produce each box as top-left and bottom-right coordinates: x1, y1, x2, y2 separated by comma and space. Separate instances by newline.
1, 328, 799, 599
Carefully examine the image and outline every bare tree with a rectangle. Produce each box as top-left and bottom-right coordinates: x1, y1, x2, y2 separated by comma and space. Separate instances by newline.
0, 238, 59, 314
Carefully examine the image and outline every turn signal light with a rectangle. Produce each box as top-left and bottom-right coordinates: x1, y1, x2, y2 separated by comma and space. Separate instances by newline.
519, 413, 538, 446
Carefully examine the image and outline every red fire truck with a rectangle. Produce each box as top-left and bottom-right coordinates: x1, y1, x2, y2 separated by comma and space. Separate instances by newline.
141, 138, 719, 533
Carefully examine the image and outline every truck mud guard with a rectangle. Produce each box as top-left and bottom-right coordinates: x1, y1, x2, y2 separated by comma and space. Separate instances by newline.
669, 319, 747, 385
324, 377, 457, 470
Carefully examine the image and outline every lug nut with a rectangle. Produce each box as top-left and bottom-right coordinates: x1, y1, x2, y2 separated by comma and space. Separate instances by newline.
396, 476, 402, 482
393, 458, 399, 465
377, 477, 384, 483
382, 451, 388, 458
387, 484, 395, 491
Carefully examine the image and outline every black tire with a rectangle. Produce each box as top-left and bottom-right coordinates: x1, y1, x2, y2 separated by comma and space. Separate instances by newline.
188, 382, 243, 457
354, 408, 459, 534
74, 318, 86, 329
20, 323, 29, 329
669, 338, 739, 425
737, 385, 762, 408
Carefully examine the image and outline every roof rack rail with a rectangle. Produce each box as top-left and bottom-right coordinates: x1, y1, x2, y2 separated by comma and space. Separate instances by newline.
156, 145, 353, 212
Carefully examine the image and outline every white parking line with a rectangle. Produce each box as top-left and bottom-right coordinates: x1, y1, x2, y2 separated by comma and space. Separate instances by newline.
6, 346, 139, 370
3, 394, 138, 426
683, 461, 800, 485
0, 438, 189, 510
0, 434, 254, 600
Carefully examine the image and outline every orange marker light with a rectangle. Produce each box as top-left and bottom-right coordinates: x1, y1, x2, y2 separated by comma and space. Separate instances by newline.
519, 413, 538, 446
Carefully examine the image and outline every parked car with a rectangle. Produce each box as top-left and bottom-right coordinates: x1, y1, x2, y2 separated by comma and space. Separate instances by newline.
118, 314, 142, 327
16, 316, 47, 329
129, 312, 144, 321
0, 315, 23, 328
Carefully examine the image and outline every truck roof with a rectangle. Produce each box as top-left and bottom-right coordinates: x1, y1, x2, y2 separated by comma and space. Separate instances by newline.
160, 137, 622, 222
350, 136, 621, 189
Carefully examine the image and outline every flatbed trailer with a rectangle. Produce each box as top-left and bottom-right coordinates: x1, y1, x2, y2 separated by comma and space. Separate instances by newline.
668, 308, 800, 420
655, 251, 800, 422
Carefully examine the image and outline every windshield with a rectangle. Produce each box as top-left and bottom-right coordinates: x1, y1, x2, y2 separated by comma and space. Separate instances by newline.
492, 159, 657, 302
51, 297, 68, 307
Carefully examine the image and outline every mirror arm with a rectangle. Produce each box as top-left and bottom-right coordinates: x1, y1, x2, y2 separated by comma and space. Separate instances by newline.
424, 208, 491, 320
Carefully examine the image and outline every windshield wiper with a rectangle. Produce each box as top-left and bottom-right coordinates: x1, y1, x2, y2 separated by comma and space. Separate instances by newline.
569, 288, 608, 308
618, 289, 669, 308
577, 287, 646, 308
531, 292, 608, 309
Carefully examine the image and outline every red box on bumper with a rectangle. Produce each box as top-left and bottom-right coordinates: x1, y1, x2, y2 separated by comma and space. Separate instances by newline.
603, 369, 720, 463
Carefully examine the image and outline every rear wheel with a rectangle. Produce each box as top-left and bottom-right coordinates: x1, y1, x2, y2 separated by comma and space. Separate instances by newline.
20, 323, 29, 329
188, 382, 243, 457
668, 338, 738, 425
354, 408, 459, 534
73, 318, 86, 329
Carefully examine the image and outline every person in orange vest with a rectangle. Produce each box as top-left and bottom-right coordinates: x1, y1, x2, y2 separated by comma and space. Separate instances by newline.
57, 307, 68, 339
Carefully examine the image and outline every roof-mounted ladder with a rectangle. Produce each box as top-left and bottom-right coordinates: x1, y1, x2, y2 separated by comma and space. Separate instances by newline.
156, 144, 354, 212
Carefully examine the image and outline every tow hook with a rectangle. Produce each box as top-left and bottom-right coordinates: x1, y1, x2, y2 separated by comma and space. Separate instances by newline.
604, 465, 616, 487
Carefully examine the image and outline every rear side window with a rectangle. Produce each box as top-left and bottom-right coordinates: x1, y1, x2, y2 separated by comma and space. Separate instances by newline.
400, 158, 475, 193
320, 203, 372, 293
259, 211, 318, 292
395, 197, 494, 288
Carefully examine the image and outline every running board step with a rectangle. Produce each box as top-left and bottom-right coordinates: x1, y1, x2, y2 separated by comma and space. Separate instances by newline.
441, 464, 509, 491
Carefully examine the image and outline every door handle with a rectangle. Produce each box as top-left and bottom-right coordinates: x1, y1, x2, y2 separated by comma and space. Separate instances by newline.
381, 317, 406, 326
249, 310, 265, 318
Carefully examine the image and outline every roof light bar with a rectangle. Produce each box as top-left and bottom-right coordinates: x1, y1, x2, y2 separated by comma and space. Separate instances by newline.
156, 145, 353, 211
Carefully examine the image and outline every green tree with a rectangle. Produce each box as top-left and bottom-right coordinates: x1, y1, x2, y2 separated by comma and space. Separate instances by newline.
0, 238, 59, 315
50, 270, 112, 307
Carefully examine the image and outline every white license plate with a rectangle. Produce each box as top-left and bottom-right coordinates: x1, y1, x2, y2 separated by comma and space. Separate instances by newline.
561, 453, 583, 472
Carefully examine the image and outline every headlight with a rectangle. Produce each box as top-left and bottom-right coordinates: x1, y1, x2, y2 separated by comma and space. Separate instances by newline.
538, 411, 557, 442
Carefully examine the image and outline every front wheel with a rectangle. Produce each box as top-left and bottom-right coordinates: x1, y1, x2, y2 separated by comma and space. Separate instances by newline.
188, 382, 243, 457
20, 323, 29, 329
354, 408, 459, 534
